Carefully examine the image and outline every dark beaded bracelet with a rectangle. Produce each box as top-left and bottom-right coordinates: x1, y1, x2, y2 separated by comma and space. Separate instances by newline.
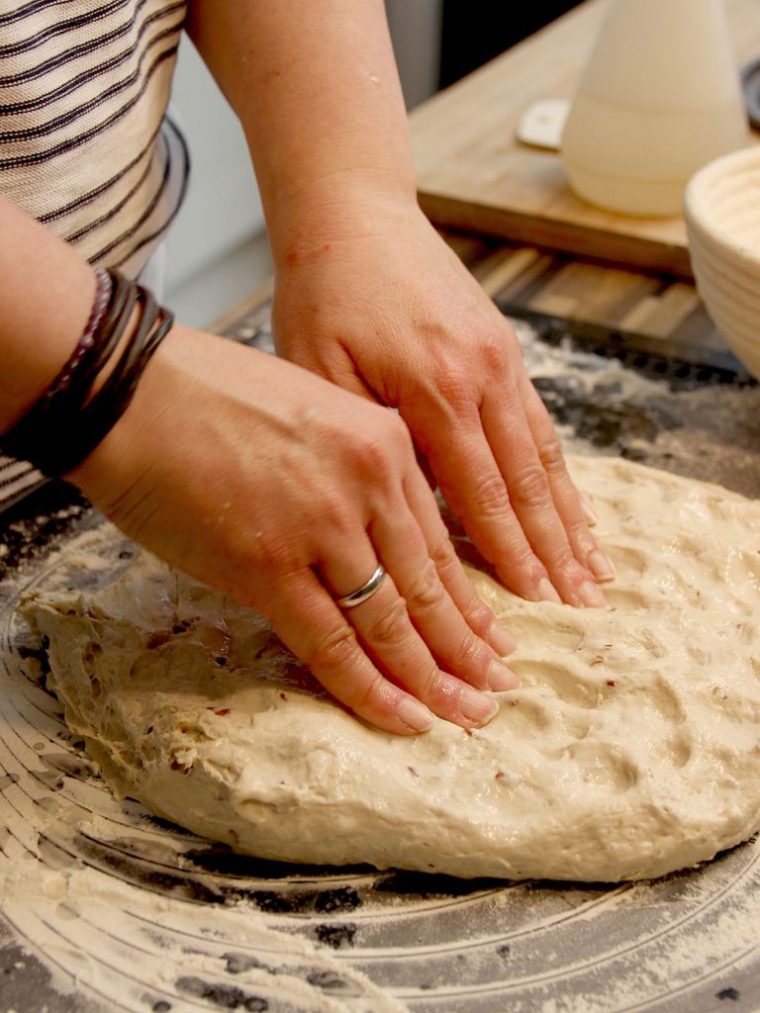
0, 270, 174, 479
46, 268, 113, 401
48, 286, 174, 478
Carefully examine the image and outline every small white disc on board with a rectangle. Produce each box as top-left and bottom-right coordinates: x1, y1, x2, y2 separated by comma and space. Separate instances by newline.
516, 98, 570, 150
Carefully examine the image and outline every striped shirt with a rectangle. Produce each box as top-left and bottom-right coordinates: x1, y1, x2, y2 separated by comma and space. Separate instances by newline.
0, 0, 190, 278
0, 0, 191, 510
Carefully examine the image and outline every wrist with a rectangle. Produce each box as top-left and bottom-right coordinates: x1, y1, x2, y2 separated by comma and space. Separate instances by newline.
2, 272, 174, 480
0, 268, 97, 435
68, 322, 194, 497
0, 195, 100, 434
265, 168, 419, 270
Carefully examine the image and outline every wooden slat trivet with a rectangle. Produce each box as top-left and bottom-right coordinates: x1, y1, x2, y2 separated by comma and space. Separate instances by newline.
442, 231, 750, 380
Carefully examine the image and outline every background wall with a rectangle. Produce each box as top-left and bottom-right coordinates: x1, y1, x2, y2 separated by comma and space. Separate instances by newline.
164, 38, 266, 306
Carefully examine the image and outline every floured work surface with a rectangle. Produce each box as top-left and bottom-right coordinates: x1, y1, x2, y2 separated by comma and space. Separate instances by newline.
2, 515, 760, 1011
19, 456, 760, 886
3, 322, 760, 1010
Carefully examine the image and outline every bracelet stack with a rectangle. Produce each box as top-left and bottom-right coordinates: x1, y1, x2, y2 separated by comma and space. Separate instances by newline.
0, 270, 174, 479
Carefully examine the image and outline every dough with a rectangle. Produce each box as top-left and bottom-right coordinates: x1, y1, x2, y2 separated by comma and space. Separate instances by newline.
22, 457, 760, 882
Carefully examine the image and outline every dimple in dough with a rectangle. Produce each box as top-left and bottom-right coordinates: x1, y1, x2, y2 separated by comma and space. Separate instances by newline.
23, 457, 760, 882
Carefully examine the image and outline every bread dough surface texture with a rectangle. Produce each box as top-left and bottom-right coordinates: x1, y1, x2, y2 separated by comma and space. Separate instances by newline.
23, 457, 760, 882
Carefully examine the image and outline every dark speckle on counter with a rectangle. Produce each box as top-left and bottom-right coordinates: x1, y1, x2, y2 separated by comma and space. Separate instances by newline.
717, 987, 742, 1001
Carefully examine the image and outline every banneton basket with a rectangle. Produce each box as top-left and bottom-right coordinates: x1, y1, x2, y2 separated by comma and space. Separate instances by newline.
685, 145, 760, 380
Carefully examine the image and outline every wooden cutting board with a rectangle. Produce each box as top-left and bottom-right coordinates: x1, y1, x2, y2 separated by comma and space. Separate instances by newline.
410, 0, 760, 278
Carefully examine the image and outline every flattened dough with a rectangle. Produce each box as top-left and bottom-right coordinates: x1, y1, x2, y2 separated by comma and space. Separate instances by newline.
23, 457, 760, 881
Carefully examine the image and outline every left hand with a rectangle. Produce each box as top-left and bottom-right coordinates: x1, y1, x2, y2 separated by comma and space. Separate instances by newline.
273, 199, 614, 607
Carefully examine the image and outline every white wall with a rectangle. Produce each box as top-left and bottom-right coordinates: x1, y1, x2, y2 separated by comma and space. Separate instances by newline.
386, 0, 443, 110
165, 36, 265, 295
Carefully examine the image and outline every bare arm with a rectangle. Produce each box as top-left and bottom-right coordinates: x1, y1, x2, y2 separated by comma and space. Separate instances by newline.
0, 195, 96, 431
186, 2, 613, 606
185, 0, 415, 262
0, 195, 511, 734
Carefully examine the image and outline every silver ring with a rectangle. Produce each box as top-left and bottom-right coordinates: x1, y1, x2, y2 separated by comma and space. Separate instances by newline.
335, 564, 386, 609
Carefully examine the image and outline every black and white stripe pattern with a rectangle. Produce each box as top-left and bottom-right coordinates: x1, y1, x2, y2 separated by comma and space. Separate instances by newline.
0, 457, 45, 512
0, 0, 189, 277
1, 1, 190, 508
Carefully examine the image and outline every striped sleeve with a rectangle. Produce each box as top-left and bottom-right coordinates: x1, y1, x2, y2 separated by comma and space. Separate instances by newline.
0, 0, 190, 278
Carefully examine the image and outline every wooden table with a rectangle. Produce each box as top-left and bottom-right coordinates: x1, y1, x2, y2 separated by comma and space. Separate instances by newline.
410, 0, 760, 277
406, 0, 758, 386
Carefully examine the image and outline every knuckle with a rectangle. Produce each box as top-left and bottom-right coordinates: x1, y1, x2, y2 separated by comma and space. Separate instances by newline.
429, 533, 458, 571
405, 559, 446, 612
419, 663, 448, 703
537, 435, 567, 477
306, 623, 361, 672
566, 515, 594, 548
510, 463, 551, 510
351, 672, 390, 714
549, 545, 579, 574
472, 473, 511, 518
565, 557, 593, 589
387, 410, 413, 448
350, 421, 410, 484
511, 543, 539, 569
463, 597, 494, 638
321, 497, 354, 538
428, 538, 496, 634
352, 433, 393, 477
451, 631, 492, 680
480, 335, 510, 376
430, 368, 475, 417
499, 542, 544, 585
366, 597, 410, 647
240, 529, 293, 572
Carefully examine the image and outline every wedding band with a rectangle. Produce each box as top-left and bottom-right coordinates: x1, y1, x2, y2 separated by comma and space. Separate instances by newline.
335, 564, 386, 609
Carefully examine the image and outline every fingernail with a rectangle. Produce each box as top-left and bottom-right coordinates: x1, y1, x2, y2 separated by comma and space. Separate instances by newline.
537, 578, 562, 604
487, 621, 516, 655
459, 686, 499, 725
588, 548, 616, 583
578, 579, 607, 608
397, 696, 434, 732
488, 659, 519, 691
582, 495, 599, 526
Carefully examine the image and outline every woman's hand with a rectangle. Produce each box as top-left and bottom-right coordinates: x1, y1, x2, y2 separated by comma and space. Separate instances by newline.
274, 197, 614, 607
70, 326, 517, 736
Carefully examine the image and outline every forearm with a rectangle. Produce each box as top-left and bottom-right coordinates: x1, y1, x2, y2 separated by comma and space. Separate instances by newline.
185, 0, 418, 264
0, 195, 96, 433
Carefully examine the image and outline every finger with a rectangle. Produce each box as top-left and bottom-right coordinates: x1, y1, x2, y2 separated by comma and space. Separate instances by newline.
480, 391, 606, 608
345, 575, 500, 728
402, 466, 516, 657
320, 535, 500, 728
521, 379, 615, 583
369, 499, 518, 690
418, 404, 562, 604
269, 568, 434, 736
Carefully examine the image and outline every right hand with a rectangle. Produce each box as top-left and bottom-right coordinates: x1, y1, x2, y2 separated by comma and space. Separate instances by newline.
70, 326, 518, 735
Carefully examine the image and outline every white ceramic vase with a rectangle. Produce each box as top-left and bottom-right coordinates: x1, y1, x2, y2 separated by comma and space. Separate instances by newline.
560, 0, 749, 217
